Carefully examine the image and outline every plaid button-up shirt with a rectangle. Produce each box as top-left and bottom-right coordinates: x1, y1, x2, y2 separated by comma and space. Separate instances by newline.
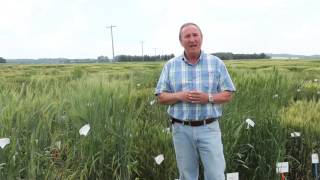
155, 51, 236, 120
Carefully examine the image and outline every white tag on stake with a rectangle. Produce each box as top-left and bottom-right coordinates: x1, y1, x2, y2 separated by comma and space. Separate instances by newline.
0, 138, 10, 149
290, 132, 301, 137
154, 154, 164, 165
245, 118, 255, 129
149, 100, 156, 105
79, 124, 90, 136
276, 162, 289, 173
312, 153, 319, 164
226, 172, 239, 180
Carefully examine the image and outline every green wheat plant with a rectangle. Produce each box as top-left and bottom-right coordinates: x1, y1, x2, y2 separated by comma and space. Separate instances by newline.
0, 60, 319, 179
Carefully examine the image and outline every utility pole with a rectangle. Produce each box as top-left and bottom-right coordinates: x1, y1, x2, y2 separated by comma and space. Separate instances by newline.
106, 25, 116, 61
140, 41, 144, 61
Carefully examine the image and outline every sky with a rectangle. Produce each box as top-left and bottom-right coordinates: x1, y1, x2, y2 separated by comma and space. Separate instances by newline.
0, 0, 319, 59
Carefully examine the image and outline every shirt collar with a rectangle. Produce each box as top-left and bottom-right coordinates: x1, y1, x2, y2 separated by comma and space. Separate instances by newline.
181, 50, 204, 65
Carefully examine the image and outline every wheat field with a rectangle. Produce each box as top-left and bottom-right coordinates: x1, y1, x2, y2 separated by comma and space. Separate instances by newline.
0, 60, 319, 179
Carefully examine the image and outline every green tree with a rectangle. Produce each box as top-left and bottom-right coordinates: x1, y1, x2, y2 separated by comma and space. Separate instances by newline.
0, 57, 6, 63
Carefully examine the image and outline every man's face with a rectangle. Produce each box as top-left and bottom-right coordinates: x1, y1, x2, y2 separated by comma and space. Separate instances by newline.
180, 25, 202, 55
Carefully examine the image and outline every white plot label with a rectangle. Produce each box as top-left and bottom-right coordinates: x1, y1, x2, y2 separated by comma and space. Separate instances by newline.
276, 162, 289, 173
245, 118, 255, 129
290, 132, 301, 137
79, 124, 90, 136
226, 172, 239, 180
312, 153, 319, 164
154, 154, 164, 165
0, 138, 10, 149
149, 99, 156, 105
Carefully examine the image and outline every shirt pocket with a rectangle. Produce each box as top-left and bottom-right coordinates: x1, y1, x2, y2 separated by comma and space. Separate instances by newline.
173, 80, 192, 92
203, 71, 218, 93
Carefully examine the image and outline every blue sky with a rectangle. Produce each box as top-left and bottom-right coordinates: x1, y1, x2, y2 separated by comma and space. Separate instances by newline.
1, 0, 319, 59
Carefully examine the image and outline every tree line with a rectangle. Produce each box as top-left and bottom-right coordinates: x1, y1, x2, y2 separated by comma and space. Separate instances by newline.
115, 54, 175, 62
212, 52, 270, 60
0, 57, 6, 63
115, 53, 270, 62
0, 53, 270, 64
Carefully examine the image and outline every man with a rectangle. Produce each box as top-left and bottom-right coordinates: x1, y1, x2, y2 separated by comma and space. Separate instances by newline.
155, 22, 236, 180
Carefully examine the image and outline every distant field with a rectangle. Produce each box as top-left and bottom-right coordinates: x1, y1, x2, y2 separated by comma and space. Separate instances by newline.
0, 60, 319, 179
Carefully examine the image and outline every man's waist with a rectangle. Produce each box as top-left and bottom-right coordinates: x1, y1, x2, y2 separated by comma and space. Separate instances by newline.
168, 105, 221, 113
170, 117, 218, 126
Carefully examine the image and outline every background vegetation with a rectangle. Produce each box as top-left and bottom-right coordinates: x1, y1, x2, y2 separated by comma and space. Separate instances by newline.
0, 57, 6, 63
0, 60, 319, 179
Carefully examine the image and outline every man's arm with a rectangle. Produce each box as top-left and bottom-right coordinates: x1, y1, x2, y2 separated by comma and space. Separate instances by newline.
210, 91, 234, 104
157, 92, 189, 105
185, 90, 233, 104
157, 90, 233, 105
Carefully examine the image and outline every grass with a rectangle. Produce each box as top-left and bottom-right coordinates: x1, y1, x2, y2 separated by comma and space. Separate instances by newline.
0, 60, 319, 179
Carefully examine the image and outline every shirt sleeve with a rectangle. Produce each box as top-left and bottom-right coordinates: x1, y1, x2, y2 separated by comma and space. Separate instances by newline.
218, 61, 236, 92
154, 63, 172, 96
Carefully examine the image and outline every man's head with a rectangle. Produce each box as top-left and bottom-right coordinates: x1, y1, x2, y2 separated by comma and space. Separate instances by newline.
179, 23, 203, 57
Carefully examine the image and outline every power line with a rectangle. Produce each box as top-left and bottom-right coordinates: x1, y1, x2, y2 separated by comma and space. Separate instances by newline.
106, 25, 116, 61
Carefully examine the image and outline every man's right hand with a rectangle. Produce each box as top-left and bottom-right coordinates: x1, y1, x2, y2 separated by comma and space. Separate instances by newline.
158, 91, 209, 105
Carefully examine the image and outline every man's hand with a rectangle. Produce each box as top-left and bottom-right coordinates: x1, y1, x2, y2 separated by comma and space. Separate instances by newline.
186, 91, 208, 104
158, 90, 233, 105
158, 91, 208, 105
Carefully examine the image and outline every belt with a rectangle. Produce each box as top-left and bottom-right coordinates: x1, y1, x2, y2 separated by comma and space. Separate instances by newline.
171, 117, 217, 126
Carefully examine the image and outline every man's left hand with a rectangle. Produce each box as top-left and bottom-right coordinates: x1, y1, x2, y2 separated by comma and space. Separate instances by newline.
187, 91, 209, 104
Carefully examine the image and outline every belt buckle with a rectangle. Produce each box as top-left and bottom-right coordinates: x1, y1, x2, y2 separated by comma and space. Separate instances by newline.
183, 121, 188, 126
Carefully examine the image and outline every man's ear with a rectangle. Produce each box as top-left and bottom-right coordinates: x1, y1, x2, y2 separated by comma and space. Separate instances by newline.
179, 39, 183, 47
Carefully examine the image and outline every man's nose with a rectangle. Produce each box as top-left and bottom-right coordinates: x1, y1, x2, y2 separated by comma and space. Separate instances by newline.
189, 36, 196, 42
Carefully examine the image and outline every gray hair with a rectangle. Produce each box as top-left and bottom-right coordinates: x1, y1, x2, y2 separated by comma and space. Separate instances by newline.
179, 22, 203, 41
